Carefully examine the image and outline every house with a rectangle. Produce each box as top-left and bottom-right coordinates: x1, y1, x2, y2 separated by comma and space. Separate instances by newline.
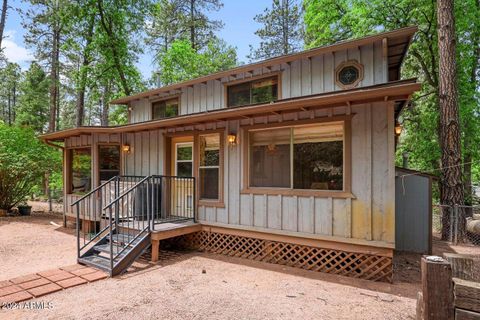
41, 26, 421, 282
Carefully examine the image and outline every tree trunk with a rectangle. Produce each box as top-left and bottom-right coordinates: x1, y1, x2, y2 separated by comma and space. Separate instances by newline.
75, 16, 95, 127
189, 0, 195, 50
0, 0, 7, 50
437, 0, 465, 240
48, 25, 60, 132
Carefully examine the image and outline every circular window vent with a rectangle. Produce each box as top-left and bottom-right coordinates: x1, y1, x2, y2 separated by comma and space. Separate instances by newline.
335, 60, 364, 89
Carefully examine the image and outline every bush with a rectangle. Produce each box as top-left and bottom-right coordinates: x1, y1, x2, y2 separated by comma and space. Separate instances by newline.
0, 124, 61, 210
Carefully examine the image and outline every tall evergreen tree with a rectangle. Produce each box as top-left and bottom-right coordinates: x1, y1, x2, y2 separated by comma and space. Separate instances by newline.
15, 62, 50, 133
0, 62, 20, 125
248, 0, 303, 61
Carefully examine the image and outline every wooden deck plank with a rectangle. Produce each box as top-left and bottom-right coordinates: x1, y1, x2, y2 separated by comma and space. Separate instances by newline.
151, 222, 201, 241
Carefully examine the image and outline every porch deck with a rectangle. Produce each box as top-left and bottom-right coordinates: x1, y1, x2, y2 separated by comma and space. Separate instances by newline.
150, 220, 201, 262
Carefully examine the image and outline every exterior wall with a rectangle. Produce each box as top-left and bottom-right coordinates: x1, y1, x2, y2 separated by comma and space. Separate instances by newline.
129, 40, 388, 123
63, 133, 121, 218
63, 101, 395, 246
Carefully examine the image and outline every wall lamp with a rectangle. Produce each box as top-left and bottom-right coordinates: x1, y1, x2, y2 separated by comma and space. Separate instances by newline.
122, 144, 131, 154
394, 123, 402, 136
227, 134, 237, 146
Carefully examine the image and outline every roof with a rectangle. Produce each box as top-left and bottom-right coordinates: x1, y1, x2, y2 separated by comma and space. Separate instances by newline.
110, 26, 418, 105
395, 167, 439, 180
41, 79, 421, 141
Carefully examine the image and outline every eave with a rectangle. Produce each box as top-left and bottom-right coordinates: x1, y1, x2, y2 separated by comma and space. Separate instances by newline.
40, 79, 421, 142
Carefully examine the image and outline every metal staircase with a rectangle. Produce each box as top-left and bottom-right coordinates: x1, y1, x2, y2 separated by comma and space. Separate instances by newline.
71, 175, 196, 276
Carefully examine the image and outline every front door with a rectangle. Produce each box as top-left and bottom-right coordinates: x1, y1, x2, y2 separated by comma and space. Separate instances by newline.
171, 137, 194, 218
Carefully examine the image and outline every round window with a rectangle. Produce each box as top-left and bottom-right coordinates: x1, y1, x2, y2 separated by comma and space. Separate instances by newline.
338, 66, 360, 86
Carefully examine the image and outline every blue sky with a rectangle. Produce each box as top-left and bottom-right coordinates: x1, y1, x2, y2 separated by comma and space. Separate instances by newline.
4, 0, 266, 79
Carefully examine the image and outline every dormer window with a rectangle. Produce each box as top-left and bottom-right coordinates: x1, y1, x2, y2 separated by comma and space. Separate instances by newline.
152, 98, 179, 120
227, 76, 278, 108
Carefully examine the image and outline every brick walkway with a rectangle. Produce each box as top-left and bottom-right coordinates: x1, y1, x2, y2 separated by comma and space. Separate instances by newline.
0, 265, 108, 304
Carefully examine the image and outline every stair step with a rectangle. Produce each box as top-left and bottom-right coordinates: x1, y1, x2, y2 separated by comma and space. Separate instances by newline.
111, 233, 143, 246
93, 244, 128, 256
78, 255, 112, 273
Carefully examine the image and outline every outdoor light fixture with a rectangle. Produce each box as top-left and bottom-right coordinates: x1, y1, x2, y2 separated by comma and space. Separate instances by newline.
227, 134, 237, 146
394, 123, 402, 136
122, 144, 131, 153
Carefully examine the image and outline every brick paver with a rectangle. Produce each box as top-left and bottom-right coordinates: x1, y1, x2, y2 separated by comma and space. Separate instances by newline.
80, 271, 108, 282
70, 267, 98, 276
43, 271, 75, 282
27, 283, 62, 298
0, 291, 33, 303
37, 268, 64, 278
18, 278, 51, 290
0, 280, 12, 288
0, 285, 23, 297
56, 276, 87, 289
0, 264, 108, 303
10, 274, 41, 284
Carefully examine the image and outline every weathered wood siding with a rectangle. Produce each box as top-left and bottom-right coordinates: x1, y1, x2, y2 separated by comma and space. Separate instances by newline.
195, 102, 395, 245
129, 41, 388, 123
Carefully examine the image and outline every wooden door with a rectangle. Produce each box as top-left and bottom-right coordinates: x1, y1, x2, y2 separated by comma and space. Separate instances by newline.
170, 137, 194, 218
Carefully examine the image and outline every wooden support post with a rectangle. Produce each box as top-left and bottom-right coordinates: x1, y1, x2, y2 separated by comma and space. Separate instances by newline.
151, 240, 159, 262
420, 256, 454, 320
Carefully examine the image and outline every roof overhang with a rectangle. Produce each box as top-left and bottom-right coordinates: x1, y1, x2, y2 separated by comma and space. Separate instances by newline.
110, 26, 418, 105
41, 79, 421, 142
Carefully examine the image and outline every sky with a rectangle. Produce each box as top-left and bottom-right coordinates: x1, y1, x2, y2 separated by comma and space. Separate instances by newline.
3, 0, 266, 79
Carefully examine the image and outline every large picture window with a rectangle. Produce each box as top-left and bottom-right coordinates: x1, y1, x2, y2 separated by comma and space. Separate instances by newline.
152, 98, 179, 120
249, 122, 344, 191
198, 133, 221, 200
227, 76, 278, 108
70, 148, 92, 194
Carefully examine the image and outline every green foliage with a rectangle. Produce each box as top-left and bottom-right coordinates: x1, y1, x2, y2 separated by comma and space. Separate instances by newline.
159, 38, 237, 85
0, 62, 21, 125
249, 0, 303, 61
15, 62, 50, 133
0, 124, 61, 210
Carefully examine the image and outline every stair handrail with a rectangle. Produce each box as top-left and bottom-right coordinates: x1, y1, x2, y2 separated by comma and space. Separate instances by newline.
102, 175, 152, 270
70, 175, 118, 207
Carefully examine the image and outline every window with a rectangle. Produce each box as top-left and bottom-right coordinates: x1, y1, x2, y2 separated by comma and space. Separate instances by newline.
99, 145, 120, 182
152, 98, 179, 120
249, 122, 344, 191
175, 143, 193, 177
335, 60, 364, 89
198, 133, 221, 200
228, 76, 278, 107
70, 148, 91, 194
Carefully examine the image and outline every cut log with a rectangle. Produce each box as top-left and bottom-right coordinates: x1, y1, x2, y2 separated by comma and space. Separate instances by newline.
466, 218, 480, 234
454, 278, 480, 313
445, 253, 480, 282
456, 308, 480, 320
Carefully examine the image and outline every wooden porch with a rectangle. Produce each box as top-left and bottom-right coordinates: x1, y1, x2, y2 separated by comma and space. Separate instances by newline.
150, 221, 201, 262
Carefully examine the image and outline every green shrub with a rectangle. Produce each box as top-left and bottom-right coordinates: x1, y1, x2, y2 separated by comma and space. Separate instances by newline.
0, 124, 61, 210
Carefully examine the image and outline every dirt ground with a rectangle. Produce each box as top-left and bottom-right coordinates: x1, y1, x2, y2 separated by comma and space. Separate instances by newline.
0, 203, 477, 320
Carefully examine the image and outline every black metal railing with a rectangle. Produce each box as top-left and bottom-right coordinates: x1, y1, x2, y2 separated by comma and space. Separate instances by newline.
70, 175, 146, 258
100, 175, 196, 271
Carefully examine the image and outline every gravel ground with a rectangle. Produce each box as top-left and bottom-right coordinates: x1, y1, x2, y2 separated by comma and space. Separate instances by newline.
6, 202, 476, 319
3, 251, 418, 320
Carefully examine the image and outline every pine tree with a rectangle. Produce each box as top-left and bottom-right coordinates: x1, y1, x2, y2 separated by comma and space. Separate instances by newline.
248, 0, 303, 61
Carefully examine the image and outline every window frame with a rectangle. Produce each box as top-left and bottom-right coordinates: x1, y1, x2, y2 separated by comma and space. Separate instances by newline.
225, 73, 282, 108
194, 130, 225, 207
97, 144, 121, 185
241, 116, 353, 198
66, 146, 93, 195
150, 95, 180, 120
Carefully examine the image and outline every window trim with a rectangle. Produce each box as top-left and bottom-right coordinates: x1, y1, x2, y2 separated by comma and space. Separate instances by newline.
224, 72, 282, 108
335, 60, 364, 89
194, 129, 225, 207
150, 95, 181, 120
241, 116, 353, 199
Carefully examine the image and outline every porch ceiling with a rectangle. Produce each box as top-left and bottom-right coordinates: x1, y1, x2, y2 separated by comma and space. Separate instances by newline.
40, 79, 421, 142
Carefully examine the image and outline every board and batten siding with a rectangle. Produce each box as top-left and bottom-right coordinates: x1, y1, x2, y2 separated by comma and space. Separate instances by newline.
128, 41, 387, 123
197, 101, 395, 244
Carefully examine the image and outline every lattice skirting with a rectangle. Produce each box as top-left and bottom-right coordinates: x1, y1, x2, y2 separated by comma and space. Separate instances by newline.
168, 231, 392, 282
